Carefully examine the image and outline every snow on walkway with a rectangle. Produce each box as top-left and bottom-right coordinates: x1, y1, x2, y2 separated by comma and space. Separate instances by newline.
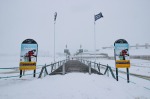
0, 73, 149, 99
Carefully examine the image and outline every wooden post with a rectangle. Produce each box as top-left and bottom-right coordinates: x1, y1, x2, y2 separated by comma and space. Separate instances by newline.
44, 68, 46, 77
107, 64, 109, 77
62, 62, 65, 75
89, 62, 91, 75
38, 66, 45, 78
99, 63, 101, 73
97, 64, 100, 73
127, 68, 130, 83
44, 64, 47, 77
116, 68, 118, 81
51, 64, 53, 73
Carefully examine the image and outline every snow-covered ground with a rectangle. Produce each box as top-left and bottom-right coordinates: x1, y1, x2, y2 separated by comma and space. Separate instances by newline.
83, 48, 150, 57
0, 73, 150, 99
0, 55, 150, 99
87, 58, 150, 90
0, 55, 65, 68
88, 58, 150, 77
0, 55, 66, 78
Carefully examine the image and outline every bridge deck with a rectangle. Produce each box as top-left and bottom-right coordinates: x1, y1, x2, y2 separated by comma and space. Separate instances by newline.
50, 60, 102, 75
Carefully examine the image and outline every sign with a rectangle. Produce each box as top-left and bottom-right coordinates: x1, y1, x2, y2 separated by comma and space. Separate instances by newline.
19, 39, 38, 70
114, 39, 130, 68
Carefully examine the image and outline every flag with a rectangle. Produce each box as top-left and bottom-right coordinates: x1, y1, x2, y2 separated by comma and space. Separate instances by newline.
94, 12, 103, 21
54, 12, 57, 21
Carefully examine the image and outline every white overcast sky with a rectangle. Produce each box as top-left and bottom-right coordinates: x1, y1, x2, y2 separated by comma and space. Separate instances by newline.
0, 0, 150, 55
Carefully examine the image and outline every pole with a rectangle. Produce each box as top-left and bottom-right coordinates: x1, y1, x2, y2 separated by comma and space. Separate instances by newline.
116, 68, 118, 81
127, 68, 130, 83
54, 21, 56, 62
33, 70, 36, 77
94, 20, 96, 62
54, 12, 57, 63
20, 70, 22, 78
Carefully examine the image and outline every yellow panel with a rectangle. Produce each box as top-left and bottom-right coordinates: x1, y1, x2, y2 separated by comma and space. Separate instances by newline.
20, 62, 36, 65
116, 60, 130, 68
19, 66, 36, 70
19, 62, 36, 70
116, 64, 130, 68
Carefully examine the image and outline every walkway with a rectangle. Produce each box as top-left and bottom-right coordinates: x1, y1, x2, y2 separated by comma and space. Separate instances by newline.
50, 60, 102, 75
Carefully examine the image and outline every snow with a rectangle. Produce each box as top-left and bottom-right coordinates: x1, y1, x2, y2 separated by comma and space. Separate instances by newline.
0, 55, 150, 99
0, 55, 66, 68
88, 48, 150, 57
0, 73, 150, 99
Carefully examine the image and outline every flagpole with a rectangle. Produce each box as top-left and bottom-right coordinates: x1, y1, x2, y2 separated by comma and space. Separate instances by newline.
94, 12, 103, 62
54, 12, 57, 62
94, 16, 96, 62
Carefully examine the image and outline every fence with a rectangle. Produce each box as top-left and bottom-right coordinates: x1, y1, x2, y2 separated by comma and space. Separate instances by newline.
0, 59, 67, 79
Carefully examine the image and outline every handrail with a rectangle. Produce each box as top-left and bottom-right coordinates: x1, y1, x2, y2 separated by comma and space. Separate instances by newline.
38, 60, 67, 78
79, 59, 116, 79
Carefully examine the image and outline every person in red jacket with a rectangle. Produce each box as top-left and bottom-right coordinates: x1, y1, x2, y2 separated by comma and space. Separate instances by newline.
120, 49, 129, 60
27, 50, 36, 62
